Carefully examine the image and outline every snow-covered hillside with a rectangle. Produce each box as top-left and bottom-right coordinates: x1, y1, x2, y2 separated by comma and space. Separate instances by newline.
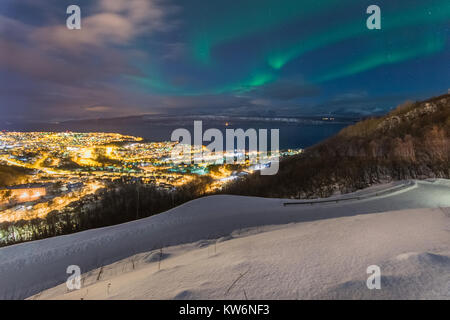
1, 179, 449, 299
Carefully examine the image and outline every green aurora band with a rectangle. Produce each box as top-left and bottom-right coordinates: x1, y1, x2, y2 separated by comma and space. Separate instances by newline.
132, 0, 448, 96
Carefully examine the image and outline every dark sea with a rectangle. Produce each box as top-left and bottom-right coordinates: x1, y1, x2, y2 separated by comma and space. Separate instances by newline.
2, 118, 352, 150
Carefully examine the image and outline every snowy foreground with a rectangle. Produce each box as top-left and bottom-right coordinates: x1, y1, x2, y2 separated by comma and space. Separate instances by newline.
1, 179, 450, 300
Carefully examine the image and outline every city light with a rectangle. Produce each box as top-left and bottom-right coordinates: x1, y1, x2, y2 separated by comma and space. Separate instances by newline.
0, 131, 302, 223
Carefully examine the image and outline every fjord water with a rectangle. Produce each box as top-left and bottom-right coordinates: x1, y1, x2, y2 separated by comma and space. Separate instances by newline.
2, 120, 350, 150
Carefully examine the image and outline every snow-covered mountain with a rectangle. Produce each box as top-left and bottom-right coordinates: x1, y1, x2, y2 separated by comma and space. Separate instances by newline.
1, 179, 449, 299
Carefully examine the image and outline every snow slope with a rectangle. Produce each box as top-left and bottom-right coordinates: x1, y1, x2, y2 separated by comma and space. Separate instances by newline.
1, 179, 449, 299
33, 208, 450, 300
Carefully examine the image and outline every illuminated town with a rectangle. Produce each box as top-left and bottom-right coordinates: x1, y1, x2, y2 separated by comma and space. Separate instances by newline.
0, 131, 302, 223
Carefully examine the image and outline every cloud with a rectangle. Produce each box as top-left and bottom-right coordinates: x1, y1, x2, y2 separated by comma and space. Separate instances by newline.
309, 93, 408, 116
98, 0, 173, 29
32, 0, 177, 52
332, 91, 369, 102
247, 77, 320, 101
0, 0, 179, 120
33, 14, 134, 50
83, 105, 113, 112
159, 94, 248, 112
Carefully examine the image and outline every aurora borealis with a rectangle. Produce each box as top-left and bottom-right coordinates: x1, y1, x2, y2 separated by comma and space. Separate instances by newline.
0, 0, 449, 120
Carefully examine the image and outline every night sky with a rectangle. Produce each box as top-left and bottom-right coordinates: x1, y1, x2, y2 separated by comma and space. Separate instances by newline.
0, 0, 449, 120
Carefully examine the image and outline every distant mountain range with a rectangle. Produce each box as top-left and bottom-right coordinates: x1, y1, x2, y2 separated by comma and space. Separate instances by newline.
50, 114, 360, 126
2, 112, 362, 128
222, 93, 450, 199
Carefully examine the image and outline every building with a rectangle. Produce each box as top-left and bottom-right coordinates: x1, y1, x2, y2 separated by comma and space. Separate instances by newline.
2, 183, 49, 204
